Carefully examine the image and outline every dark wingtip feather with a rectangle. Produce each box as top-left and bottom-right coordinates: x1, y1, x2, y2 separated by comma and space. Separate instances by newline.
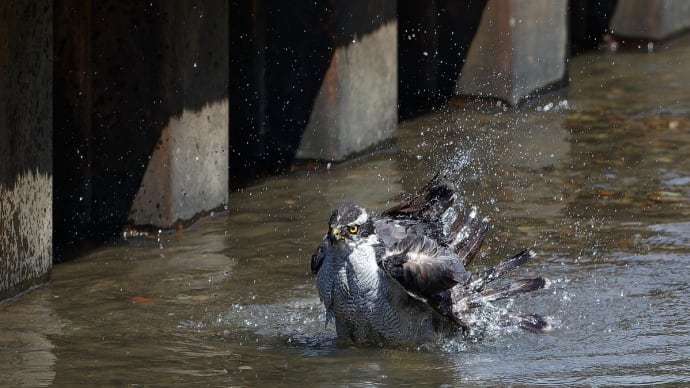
490, 249, 537, 276
455, 216, 490, 267
479, 277, 550, 302
472, 249, 538, 290
380, 173, 455, 219
510, 312, 552, 333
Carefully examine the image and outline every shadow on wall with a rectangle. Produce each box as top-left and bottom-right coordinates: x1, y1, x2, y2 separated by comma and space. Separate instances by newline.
0, 1, 53, 298
398, 0, 486, 118
0, 1, 52, 190
226, 0, 619, 185
569, 0, 618, 55
228, 0, 397, 187
53, 0, 228, 259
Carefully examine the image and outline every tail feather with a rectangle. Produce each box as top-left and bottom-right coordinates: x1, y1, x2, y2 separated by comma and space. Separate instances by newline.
451, 277, 548, 309
505, 311, 552, 333
453, 215, 489, 267
479, 277, 550, 302
470, 249, 536, 291
450, 249, 549, 335
381, 173, 455, 221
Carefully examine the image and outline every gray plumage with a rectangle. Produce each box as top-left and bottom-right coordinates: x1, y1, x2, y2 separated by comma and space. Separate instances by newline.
311, 175, 550, 344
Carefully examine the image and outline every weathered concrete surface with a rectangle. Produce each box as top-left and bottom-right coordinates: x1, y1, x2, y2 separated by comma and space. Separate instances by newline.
128, 1, 229, 228
611, 0, 690, 40
0, 1, 53, 299
54, 1, 229, 247
296, 20, 398, 161
128, 100, 229, 227
456, 0, 568, 105
230, 1, 397, 167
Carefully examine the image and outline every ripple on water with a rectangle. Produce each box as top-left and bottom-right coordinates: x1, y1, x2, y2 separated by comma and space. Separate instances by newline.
663, 175, 690, 186
645, 221, 690, 248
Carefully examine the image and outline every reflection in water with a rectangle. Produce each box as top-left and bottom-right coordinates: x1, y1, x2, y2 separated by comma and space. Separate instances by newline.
2, 38, 690, 385
0, 292, 60, 387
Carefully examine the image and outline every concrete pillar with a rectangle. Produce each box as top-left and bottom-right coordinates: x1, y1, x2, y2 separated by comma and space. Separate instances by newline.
0, 1, 53, 299
456, 0, 568, 105
229, 0, 397, 171
296, 0, 398, 161
128, 101, 229, 227
128, 1, 229, 228
611, 0, 690, 40
54, 1, 228, 255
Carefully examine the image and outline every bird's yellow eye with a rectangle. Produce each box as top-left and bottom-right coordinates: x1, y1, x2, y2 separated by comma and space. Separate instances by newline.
347, 225, 359, 234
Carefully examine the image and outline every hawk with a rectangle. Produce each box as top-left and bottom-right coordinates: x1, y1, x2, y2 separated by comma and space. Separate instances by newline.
311, 175, 550, 344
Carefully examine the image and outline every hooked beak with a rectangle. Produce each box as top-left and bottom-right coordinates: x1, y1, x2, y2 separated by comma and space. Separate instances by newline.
328, 227, 345, 244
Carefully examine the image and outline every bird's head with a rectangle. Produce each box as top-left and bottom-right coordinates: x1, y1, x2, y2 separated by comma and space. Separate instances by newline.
327, 202, 374, 245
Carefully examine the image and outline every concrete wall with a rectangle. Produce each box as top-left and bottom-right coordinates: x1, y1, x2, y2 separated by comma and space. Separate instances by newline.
457, 0, 568, 105
230, 0, 398, 172
54, 1, 229, 254
0, 1, 53, 299
128, 1, 229, 228
611, 0, 690, 40
296, 19, 398, 161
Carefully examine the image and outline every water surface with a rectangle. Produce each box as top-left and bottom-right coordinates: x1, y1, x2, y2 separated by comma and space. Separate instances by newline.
2, 38, 690, 386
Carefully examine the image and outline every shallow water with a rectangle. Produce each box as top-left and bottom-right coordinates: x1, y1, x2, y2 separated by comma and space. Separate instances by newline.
3, 38, 690, 386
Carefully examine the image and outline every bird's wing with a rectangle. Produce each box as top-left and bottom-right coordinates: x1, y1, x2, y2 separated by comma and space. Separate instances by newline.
373, 218, 422, 248
376, 235, 469, 300
448, 209, 489, 267
379, 174, 488, 260
381, 173, 455, 222
311, 237, 337, 327
469, 249, 538, 291
310, 237, 328, 274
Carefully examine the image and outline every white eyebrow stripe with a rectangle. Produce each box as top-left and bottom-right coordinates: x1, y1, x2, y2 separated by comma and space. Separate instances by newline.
351, 209, 369, 225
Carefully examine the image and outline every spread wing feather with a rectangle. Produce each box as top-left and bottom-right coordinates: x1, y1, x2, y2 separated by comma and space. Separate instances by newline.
469, 249, 537, 292
376, 235, 470, 300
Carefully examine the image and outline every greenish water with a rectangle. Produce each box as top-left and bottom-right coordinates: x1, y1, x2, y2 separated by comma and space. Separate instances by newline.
2, 37, 690, 386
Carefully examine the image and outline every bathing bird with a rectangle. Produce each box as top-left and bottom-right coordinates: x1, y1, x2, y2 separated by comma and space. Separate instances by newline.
310, 175, 550, 344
